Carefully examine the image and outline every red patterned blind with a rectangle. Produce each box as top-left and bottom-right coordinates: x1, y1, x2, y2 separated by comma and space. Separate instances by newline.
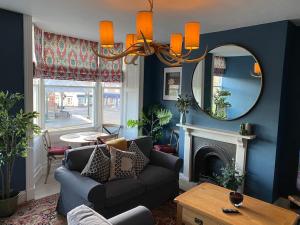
34, 26, 123, 82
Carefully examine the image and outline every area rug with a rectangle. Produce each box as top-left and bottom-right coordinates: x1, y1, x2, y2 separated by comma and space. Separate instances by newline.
0, 194, 176, 225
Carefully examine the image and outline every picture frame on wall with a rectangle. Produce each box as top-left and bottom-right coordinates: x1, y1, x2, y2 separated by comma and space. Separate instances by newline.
163, 67, 182, 101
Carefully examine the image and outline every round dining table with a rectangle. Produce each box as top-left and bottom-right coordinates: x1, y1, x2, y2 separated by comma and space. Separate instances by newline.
60, 131, 110, 145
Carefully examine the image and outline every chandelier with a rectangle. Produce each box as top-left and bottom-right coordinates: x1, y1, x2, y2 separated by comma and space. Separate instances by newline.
92, 0, 207, 66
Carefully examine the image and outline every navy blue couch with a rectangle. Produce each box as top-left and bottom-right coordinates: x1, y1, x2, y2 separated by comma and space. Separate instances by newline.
55, 136, 182, 218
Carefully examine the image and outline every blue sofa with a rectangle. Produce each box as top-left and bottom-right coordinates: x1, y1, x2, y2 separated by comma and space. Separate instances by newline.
55, 136, 182, 218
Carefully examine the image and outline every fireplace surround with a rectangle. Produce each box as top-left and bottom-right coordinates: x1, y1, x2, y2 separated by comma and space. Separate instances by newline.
177, 123, 256, 191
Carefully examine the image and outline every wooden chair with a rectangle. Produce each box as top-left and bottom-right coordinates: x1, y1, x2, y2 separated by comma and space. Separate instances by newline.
42, 130, 70, 184
102, 124, 122, 139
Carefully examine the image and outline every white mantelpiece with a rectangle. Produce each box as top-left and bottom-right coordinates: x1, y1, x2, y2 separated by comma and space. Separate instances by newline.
177, 123, 256, 183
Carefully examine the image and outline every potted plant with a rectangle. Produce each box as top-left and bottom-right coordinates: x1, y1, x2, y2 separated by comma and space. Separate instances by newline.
176, 94, 193, 124
215, 160, 245, 207
0, 92, 40, 217
127, 105, 172, 143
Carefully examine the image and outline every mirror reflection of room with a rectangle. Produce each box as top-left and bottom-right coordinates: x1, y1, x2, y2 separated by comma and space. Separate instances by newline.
193, 45, 263, 120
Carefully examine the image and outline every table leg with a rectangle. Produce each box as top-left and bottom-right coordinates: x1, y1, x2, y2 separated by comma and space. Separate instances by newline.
176, 204, 183, 225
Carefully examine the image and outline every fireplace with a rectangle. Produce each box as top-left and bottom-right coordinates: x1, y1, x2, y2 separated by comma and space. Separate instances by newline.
177, 123, 256, 192
192, 145, 231, 183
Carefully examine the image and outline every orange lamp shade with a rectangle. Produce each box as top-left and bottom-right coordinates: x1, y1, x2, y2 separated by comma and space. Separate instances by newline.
136, 11, 153, 43
185, 22, 200, 50
99, 21, 114, 48
254, 62, 261, 74
126, 34, 137, 55
170, 33, 183, 55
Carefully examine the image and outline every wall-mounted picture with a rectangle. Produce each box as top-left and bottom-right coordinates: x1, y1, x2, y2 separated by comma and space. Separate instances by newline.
163, 67, 182, 100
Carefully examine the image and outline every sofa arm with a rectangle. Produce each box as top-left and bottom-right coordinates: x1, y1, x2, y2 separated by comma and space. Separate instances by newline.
108, 206, 155, 225
55, 166, 105, 204
150, 150, 183, 173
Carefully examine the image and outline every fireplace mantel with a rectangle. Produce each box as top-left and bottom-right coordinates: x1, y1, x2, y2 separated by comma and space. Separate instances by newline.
177, 123, 256, 189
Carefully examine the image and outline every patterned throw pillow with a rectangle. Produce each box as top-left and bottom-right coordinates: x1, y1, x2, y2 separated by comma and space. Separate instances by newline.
81, 146, 110, 183
109, 147, 136, 181
128, 141, 149, 175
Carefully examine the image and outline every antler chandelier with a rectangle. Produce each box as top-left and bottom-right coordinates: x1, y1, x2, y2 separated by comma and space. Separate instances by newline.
92, 0, 207, 66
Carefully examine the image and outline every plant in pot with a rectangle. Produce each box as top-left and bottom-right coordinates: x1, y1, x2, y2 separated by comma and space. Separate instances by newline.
176, 94, 193, 124
0, 92, 40, 217
215, 160, 245, 207
127, 105, 172, 143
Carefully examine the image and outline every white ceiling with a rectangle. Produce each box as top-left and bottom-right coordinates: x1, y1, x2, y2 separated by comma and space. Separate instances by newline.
210, 45, 251, 57
0, 0, 300, 43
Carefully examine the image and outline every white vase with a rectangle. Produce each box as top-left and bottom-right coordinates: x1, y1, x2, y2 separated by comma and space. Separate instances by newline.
180, 112, 186, 124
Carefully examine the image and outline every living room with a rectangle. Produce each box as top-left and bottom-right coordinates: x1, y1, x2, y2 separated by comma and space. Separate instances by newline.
0, 0, 300, 224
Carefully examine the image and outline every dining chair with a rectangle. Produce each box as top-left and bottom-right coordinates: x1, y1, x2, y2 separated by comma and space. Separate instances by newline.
102, 124, 123, 139
41, 130, 70, 184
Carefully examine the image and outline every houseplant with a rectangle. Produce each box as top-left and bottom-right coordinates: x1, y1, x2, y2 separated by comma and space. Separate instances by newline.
211, 89, 231, 120
215, 160, 245, 207
176, 94, 193, 124
127, 105, 172, 143
0, 92, 40, 217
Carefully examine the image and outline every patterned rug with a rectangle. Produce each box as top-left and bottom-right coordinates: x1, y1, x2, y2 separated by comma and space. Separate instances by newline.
0, 194, 176, 225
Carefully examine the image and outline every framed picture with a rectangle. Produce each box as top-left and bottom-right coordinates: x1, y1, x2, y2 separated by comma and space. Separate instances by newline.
163, 67, 182, 100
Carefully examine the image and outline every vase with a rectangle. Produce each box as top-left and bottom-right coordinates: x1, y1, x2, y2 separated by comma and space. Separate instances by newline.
0, 192, 19, 217
229, 191, 243, 207
180, 112, 186, 124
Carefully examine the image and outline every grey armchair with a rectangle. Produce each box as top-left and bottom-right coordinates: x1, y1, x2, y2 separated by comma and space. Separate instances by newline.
67, 205, 155, 225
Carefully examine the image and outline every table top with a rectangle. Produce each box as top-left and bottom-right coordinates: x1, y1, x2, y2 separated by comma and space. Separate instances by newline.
60, 131, 109, 143
175, 183, 299, 225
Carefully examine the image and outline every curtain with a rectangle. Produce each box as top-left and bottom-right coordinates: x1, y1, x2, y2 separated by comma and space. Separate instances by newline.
33, 26, 123, 82
213, 56, 226, 75
99, 43, 123, 82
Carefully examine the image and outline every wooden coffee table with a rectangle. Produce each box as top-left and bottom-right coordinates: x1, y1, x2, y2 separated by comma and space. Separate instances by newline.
175, 183, 299, 225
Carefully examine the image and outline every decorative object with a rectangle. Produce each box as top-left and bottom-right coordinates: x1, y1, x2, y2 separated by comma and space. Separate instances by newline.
239, 123, 252, 135
109, 147, 136, 181
92, 0, 207, 66
251, 62, 262, 77
192, 44, 263, 121
215, 160, 245, 207
81, 146, 110, 183
0, 193, 177, 225
127, 105, 172, 142
163, 67, 182, 100
128, 141, 150, 176
176, 94, 193, 124
0, 92, 40, 217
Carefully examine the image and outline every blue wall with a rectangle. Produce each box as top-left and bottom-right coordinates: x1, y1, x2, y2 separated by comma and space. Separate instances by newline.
0, 9, 25, 192
221, 56, 261, 119
144, 21, 290, 202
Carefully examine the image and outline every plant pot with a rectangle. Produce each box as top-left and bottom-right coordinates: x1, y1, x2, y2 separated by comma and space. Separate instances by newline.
229, 191, 243, 207
0, 192, 19, 217
180, 112, 186, 124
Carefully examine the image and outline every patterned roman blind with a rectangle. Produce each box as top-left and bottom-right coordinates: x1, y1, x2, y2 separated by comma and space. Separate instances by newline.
213, 56, 226, 75
33, 26, 123, 82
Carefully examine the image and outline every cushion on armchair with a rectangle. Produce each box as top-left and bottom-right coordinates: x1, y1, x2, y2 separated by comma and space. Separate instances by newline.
153, 144, 176, 154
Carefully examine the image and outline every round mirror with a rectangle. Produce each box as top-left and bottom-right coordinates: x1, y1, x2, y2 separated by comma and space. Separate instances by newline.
192, 44, 263, 120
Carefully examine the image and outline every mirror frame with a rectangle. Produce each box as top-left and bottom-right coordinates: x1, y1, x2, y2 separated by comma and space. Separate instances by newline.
191, 43, 264, 121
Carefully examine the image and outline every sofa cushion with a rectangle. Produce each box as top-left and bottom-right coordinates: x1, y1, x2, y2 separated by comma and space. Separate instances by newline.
106, 137, 127, 151
132, 136, 153, 158
67, 204, 112, 225
104, 178, 145, 207
81, 146, 110, 183
138, 165, 177, 191
109, 147, 136, 181
128, 141, 149, 176
65, 145, 108, 172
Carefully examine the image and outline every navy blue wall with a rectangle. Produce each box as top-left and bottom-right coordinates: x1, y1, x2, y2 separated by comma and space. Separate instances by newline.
0, 9, 25, 192
144, 21, 290, 202
276, 24, 300, 197
221, 56, 261, 119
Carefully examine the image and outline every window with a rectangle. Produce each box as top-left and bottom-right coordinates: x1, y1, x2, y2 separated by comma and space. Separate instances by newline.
211, 75, 223, 112
102, 82, 122, 125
